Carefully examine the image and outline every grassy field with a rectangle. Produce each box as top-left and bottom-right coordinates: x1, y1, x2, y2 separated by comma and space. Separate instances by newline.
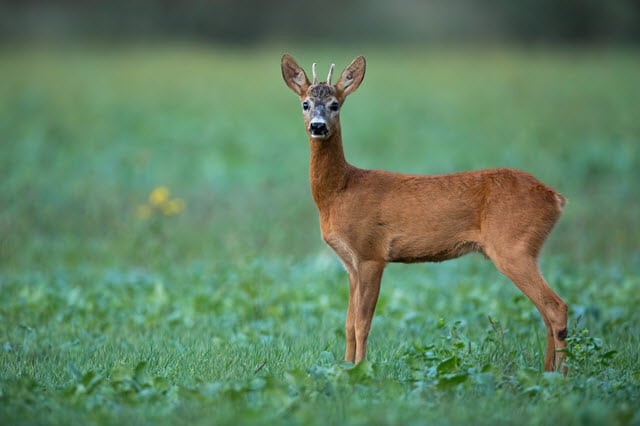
1, 45, 639, 425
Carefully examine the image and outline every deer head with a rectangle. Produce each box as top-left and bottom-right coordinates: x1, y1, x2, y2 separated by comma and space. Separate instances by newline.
281, 54, 366, 140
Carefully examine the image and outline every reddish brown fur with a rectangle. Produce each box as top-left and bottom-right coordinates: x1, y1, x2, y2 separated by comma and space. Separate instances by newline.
281, 54, 568, 372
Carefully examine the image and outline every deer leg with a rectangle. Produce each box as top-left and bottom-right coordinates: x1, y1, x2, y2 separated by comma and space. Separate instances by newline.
354, 260, 385, 363
489, 252, 568, 372
344, 270, 358, 363
537, 314, 561, 372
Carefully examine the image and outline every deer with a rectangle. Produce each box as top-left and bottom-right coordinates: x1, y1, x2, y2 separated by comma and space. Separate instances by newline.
280, 54, 568, 372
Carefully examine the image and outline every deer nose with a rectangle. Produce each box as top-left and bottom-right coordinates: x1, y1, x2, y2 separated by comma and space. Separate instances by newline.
309, 121, 329, 137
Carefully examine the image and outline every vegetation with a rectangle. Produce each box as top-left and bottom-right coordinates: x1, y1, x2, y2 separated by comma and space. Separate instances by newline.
1, 46, 639, 425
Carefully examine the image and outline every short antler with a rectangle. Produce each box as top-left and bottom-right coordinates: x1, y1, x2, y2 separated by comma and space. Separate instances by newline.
311, 62, 335, 85
327, 64, 335, 85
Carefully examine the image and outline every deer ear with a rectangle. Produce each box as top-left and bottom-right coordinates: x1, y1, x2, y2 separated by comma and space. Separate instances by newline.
335, 56, 366, 99
281, 54, 310, 96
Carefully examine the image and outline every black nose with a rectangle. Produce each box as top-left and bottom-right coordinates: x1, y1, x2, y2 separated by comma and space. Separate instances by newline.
309, 122, 328, 136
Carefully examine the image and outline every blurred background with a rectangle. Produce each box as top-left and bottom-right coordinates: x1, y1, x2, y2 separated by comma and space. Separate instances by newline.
1, 0, 639, 271
1, 0, 640, 44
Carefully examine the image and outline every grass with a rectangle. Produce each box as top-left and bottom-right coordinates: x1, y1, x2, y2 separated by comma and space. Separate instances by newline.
1, 45, 639, 425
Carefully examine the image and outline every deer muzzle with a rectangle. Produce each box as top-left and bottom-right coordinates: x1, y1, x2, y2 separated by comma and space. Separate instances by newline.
309, 119, 329, 138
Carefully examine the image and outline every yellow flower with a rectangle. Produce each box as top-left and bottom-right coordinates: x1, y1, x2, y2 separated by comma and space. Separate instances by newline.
149, 186, 170, 207
162, 198, 186, 216
139, 186, 186, 219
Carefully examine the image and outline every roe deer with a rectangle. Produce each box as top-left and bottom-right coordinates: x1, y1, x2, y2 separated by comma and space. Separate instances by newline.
281, 54, 568, 372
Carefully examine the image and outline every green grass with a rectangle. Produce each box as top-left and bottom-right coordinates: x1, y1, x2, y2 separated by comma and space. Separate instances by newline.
1, 45, 639, 425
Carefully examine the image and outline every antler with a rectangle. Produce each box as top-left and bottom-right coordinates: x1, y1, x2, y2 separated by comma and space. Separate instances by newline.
327, 63, 335, 85
311, 62, 335, 85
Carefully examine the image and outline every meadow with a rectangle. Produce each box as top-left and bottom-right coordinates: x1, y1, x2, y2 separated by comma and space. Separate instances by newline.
1, 45, 639, 425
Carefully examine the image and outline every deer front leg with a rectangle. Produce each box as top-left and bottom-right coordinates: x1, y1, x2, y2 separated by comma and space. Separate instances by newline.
345, 270, 357, 363
354, 261, 385, 363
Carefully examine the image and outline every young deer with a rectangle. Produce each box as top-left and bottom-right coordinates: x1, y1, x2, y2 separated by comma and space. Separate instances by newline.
281, 54, 568, 372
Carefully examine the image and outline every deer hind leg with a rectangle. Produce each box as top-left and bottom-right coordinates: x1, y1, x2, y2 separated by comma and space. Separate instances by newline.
352, 260, 385, 363
488, 248, 568, 372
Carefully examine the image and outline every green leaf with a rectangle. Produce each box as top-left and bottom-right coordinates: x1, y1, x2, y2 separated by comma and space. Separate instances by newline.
153, 376, 170, 393
437, 356, 459, 374
320, 350, 335, 364
82, 371, 104, 394
437, 372, 468, 389
134, 361, 149, 384
346, 360, 374, 383
516, 368, 539, 387
110, 365, 132, 383
522, 385, 542, 396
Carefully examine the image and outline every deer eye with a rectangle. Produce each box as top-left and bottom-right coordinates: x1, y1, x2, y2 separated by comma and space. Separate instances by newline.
302, 101, 310, 111
329, 102, 340, 112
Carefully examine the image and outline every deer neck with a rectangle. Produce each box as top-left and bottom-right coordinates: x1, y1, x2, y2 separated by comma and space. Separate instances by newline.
308, 129, 350, 210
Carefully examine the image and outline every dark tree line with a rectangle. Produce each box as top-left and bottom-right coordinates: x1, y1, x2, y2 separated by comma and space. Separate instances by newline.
1, 0, 638, 44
